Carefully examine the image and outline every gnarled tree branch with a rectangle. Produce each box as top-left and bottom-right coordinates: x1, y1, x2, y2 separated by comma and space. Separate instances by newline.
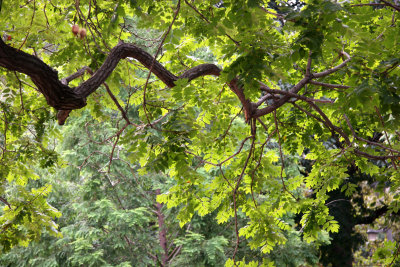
0, 38, 222, 122
0, 38, 85, 110
0, 34, 352, 132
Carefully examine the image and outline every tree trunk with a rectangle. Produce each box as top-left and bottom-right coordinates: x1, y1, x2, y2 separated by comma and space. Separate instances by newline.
155, 189, 168, 266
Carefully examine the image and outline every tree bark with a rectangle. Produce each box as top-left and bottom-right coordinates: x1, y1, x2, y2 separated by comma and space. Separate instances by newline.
155, 189, 168, 266
0, 38, 223, 115
0, 38, 85, 110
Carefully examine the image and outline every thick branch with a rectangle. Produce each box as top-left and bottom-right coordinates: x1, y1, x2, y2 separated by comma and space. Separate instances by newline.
380, 0, 400, 12
0, 35, 352, 131
75, 42, 175, 96
0, 38, 85, 109
0, 38, 222, 116
355, 206, 388, 225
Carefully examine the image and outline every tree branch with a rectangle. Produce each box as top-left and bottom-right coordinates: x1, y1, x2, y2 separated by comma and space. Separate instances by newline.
259, 83, 334, 104
0, 37, 222, 123
313, 51, 351, 78
309, 80, 350, 89
380, 0, 400, 12
0, 37, 85, 110
355, 206, 388, 225
344, 114, 400, 154
0, 196, 11, 209
254, 51, 350, 118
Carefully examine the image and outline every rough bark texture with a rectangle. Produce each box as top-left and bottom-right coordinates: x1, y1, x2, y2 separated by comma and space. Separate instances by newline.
0, 38, 352, 129
3, 36, 396, 161
0, 38, 225, 114
0, 38, 85, 110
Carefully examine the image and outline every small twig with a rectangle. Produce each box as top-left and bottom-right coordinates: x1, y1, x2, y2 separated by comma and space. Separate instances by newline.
104, 83, 133, 125
250, 129, 276, 207
184, 0, 240, 46
313, 51, 351, 78
259, 84, 334, 104
374, 106, 398, 169
215, 108, 243, 141
381, 61, 400, 76
214, 83, 227, 104
18, 0, 36, 50
185, 136, 253, 167
273, 111, 297, 200
107, 134, 120, 173
343, 114, 400, 155
326, 199, 351, 206
147, 111, 174, 128
306, 51, 312, 77
389, 242, 400, 266
307, 101, 351, 145
291, 102, 325, 125
232, 135, 255, 263
309, 80, 350, 89
143, 0, 181, 125
13, 72, 25, 111
62, 66, 139, 126
257, 118, 270, 132
43, 3, 50, 28
219, 166, 234, 190
351, 3, 387, 7
219, 136, 253, 166
185, 150, 218, 166
0, 196, 11, 209
259, 5, 285, 20
61, 66, 92, 85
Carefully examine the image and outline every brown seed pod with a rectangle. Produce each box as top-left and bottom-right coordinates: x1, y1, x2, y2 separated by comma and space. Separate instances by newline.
79, 28, 87, 39
71, 24, 79, 36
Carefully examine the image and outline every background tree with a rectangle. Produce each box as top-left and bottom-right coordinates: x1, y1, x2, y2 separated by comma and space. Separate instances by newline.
0, 0, 399, 265
0, 111, 319, 267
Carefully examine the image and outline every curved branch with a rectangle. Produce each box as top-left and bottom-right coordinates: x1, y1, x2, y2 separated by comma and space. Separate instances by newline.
0, 38, 85, 110
0, 38, 222, 116
0, 35, 351, 131
74, 42, 177, 96
380, 0, 400, 12
313, 51, 351, 78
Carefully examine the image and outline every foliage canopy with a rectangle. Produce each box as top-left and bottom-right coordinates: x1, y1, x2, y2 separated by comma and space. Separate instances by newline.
0, 0, 400, 265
